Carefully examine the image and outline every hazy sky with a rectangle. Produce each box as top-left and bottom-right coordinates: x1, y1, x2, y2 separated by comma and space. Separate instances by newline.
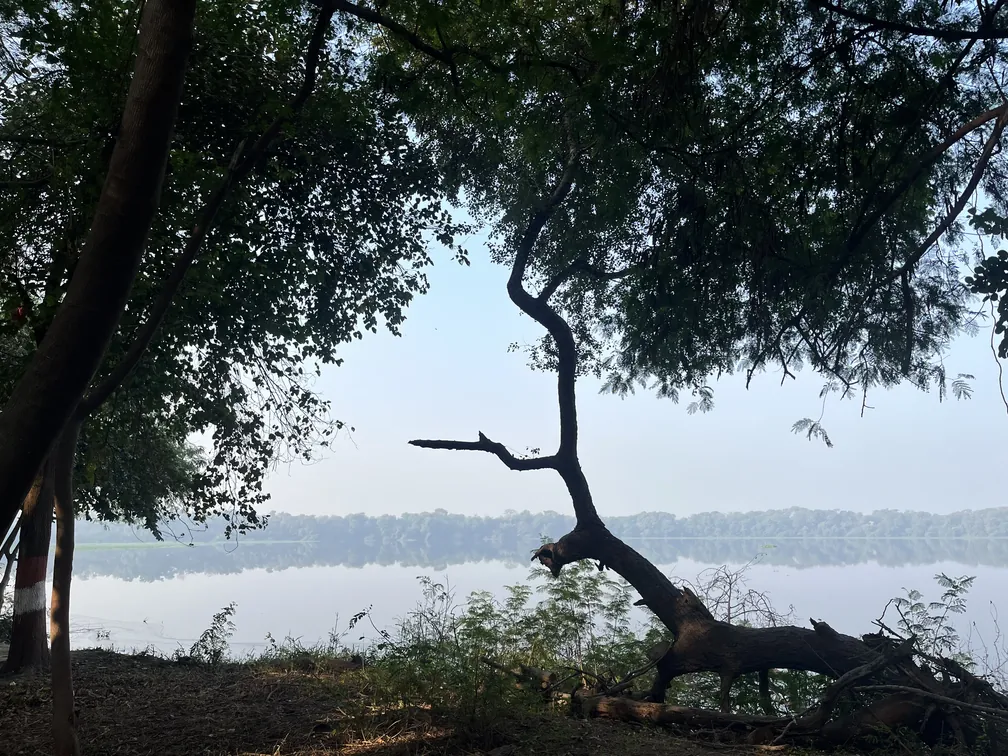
263, 235, 1006, 520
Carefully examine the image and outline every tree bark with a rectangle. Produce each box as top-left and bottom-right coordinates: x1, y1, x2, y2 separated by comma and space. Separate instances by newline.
575, 691, 935, 746
0, 0, 197, 537
1, 464, 55, 674
573, 692, 785, 733
50, 423, 81, 756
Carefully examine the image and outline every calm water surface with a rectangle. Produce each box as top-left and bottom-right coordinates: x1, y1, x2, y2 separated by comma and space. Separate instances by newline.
64, 558, 1006, 657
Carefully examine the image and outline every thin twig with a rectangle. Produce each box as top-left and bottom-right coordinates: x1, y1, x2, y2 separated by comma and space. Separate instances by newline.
991, 301, 1008, 416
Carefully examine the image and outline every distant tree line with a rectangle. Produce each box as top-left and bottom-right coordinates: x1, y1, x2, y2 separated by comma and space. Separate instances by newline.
66, 507, 1008, 581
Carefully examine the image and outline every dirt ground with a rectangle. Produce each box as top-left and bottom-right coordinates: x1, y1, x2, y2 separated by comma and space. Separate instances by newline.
0, 649, 766, 756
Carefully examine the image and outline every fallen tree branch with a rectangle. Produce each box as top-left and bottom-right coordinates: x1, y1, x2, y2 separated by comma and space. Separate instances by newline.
604, 655, 662, 697
796, 634, 917, 730
854, 684, 1008, 722
573, 692, 787, 733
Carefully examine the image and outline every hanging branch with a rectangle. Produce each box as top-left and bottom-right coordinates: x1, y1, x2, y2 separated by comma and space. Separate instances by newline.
884, 104, 1008, 284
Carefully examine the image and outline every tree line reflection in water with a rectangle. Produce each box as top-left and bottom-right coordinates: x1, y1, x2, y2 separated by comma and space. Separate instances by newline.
71, 507, 1008, 581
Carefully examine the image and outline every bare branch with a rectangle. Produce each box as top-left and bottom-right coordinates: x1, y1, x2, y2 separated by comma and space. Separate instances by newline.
853, 684, 1008, 722
0, 135, 87, 147
78, 1, 338, 417
538, 256, 643, 302
811, 0, 1008, 40
409, 432, 559, 471
410, 121, 604, 527
328, 0, 501, 72
0, 175, 50, 190
799, 635, 917, 730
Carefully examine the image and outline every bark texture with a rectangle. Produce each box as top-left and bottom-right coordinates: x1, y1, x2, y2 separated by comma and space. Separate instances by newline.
0, 0, 197, 536
2, 464, 54, 674
50, 423, 80, 756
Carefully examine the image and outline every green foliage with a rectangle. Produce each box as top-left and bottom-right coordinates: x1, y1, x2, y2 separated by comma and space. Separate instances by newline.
889, 572, 977, 661
182, 602, 238, 666
338, 559, 830, 718
964, 241, 1008, 358
157, 564, 998, 743
0, 0, 464, 537
360, 0, 1003, 410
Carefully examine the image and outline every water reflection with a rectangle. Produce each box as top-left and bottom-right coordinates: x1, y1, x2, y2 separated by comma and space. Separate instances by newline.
71, 535, 1008, 581
69, 558, 1005, 661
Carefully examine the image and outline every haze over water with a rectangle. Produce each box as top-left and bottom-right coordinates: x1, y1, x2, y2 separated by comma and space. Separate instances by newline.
70, 253, 1008, 661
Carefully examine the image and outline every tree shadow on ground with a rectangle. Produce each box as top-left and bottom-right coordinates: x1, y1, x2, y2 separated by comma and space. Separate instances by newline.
0, 649, 745, 756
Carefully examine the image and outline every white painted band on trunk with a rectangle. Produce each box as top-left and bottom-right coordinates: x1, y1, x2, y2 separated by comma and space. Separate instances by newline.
12, 581, 46, 615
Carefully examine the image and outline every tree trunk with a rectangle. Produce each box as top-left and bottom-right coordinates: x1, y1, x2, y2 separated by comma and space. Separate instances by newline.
0, 514, 19, 612
573, 692, 785, 733
50, 423, 81, 756
2, 464, 55, 674
409, 131, 1007, 753
0, 0, 197, 536
531, 526, 880, 705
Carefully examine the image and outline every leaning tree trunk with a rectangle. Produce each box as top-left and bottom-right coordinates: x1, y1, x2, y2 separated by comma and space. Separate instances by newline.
50, 423, 80, 756
0, 0, 197, 537
406, 134, 970, 745
2, 463, 55, 674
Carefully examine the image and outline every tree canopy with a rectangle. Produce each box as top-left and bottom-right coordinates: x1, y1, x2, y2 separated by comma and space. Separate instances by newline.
3, 0, 1003, 536
354, 0, 1006, 406
1, 0, 465, 536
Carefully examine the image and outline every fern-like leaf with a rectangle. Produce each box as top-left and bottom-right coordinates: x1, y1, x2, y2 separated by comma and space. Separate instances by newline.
791, 418, 834, 448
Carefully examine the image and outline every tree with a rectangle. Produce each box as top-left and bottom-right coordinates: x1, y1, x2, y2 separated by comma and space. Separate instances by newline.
1, 0, 464, 539
0, 0, 459, 670
2, 1, 462, 749
339, 0, 1007, 745
0, 0, 198, 552
0, 393, 202, 673
1, 466, 50, 673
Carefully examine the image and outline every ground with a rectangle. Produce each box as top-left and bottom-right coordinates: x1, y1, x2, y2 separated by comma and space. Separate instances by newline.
0, 649, 767, 756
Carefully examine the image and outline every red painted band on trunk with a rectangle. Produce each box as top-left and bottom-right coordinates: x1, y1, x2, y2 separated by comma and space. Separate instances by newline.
14, 555, 47, 588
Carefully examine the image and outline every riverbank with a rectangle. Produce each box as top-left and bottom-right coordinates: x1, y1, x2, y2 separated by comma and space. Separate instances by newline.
1, 648, 764, 756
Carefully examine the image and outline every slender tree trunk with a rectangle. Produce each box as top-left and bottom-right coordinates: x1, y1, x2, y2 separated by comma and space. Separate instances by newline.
50, 423, 80, 756
2, 465, 55, 674
0, 0, 197, 536
0, 511, 22, 622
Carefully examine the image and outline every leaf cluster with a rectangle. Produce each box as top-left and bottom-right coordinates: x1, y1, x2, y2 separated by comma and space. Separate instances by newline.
361, 0, 1007, 402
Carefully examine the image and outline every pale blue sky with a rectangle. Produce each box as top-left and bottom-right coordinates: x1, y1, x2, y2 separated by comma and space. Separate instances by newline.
263, 237, 1006, 519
